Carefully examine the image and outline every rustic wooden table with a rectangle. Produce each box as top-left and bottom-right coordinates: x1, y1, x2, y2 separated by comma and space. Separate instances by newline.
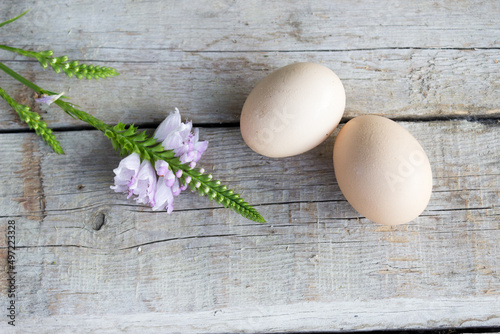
1, 1, 499, 333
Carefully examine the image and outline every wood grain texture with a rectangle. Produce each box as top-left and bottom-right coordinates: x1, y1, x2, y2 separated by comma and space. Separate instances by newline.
0, 1, 499, 128
0, 0, 499, 332
2, 0, 499, 53
1, 120, 499, 332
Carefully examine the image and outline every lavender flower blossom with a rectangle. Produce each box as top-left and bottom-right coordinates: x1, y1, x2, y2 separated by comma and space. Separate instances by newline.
129, 160, 157, 206
111, 108, 208, 213
152, 177, 174, 213
154, 160, 175, 187
110, 152, 141, 198
35, 92, 64, 105
154, 108, 208, 168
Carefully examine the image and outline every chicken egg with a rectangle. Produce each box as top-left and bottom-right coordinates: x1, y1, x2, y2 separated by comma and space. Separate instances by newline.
240, 62, 345, 158
333, 115, 433, 225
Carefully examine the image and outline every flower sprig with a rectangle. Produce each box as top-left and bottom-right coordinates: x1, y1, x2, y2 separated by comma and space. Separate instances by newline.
1, 12, 117, 80
0, 86, 63, 154
0, 10, 266, 223
0, 45, 119, 80
63, 105, 264, 222
106, 120, 265, 222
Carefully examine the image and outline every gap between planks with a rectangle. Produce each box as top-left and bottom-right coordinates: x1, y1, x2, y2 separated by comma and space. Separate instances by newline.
0, 116, 499, 135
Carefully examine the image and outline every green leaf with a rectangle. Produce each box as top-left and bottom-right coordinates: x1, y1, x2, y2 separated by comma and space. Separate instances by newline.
0, 9, 29, 28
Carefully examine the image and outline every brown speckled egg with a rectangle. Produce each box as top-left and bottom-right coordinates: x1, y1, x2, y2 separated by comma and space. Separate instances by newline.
333, 115, 433, 225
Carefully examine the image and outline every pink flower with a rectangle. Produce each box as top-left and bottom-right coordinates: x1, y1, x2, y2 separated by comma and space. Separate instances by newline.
154, 160, 176, 187
110, 153, 141, 199
111, 153, 157, 206
152, 177, 174, 213
35, 92, 64, 105
154, 108, 208, 168
111, 108, 208, 213
130, 160, 157, 206
175, 127, 209, 165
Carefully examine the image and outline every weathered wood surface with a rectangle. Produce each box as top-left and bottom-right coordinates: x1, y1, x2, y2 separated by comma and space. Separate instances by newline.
0, 0, 499, 333
1, 121, 499, 333
1, 1, 499, 128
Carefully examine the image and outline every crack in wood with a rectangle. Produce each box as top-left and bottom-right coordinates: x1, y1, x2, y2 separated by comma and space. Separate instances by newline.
119, 233, 240, 250
428, 206, 493, 212
1, 116, 498, 135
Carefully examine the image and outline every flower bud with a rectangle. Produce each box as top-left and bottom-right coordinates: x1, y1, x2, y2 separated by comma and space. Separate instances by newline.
40, 50, 54, 57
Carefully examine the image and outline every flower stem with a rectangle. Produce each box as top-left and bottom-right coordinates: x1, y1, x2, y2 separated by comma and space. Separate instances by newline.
0, 9, 29, 28
0, 61, 51, 94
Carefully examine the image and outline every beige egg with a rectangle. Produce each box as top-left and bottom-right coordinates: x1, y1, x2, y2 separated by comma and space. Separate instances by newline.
333, 115, 433, 225
240, 62, 345, 158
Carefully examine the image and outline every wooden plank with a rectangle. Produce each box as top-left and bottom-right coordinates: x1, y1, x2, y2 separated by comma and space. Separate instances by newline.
1, 48, 499, 130
2, 0, 499, 54
1, 0, 499, 130
13, 298, 500, 333
1, 120, 498, 332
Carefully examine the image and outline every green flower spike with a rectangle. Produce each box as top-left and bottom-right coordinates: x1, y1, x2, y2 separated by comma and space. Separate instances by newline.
0, 45, 119, 80
0, 86, 63, 154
